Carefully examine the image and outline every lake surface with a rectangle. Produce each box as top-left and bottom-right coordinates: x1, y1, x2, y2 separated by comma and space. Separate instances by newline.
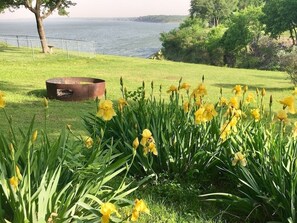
0, 18, 179, 57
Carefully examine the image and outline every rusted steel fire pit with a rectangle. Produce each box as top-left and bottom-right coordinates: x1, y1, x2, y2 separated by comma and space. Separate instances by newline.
46, 77, 105, 101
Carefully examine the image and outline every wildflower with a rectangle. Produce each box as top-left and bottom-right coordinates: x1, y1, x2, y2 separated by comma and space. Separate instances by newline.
180, 82, 191, 91
243, 85, 248, 93
133, 137, 139, 150
228, 97, 239, 109
219, 97, 228, 107
16, 165, 23, 181
279, 96, 295, 114
293, 122, 297, 138
118, 98, 128, 111
43, 97, 48, 108
31, 130, 38, 143
233, 85, 242, 96
100, 202, 120, 223
245, 93, 254, 104
261, 88, 266, 97
203, 103, 217, 122
166, 85, 178, 93
251, 109, 261, 122
140, 129, 158, 155
83, 136, 93, 149
147, 141, 158, 156
140, 129, 152, 146
195, 97, 203, 107
232, 152, 247, 167
96, 100, 116, 121
131, 199, 150, 222
47, 212, 58, 223
191, 83, 207, 98
276, 110, 289, 123
220, 116, 239, 142
0, 91, 5, 108
183, 101, 190, 113
194, 107, 206, 124
220, 122, 231, 142
9, 176, 19, 190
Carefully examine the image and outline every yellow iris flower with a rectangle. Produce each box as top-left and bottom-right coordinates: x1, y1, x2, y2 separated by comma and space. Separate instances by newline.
233, 85, 242, 96
183, 101, 190, 113
9, 176, 19, 190
96, 100, 116, 121
31, 130, 38, 143
0, 91, 6, 108
203, 103, 218, 122
166, 85, 178, 93
180, 82, 191, 91
219, 97, 228, 107
245, 93, 254, 104
131, 199, 150, 222
279, 96, 295, 114
84, 136, 93, 149
228, 97, 239, 109
140, 129, 158, 156
100, 202, 120, 223
133, 137, 139, 150
191, 83, 207, 99
194, 107, 206, 124
118, 98, 128, 111
232, 152, 247, 167
276, 110, 289, 123
251, 109, 261, 122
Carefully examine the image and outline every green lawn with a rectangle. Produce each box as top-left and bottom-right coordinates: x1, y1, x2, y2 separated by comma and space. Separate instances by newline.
0, 45, 293, 138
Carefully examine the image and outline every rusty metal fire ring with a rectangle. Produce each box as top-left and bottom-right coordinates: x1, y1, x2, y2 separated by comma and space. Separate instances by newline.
46, 77, 105, 101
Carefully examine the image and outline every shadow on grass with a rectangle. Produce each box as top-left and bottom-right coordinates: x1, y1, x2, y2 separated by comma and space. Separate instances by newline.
27, 89, 47, 98
212, 83, 293, 92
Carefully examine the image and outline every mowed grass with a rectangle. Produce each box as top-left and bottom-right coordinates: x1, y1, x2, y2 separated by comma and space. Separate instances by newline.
0, 45, 294, 137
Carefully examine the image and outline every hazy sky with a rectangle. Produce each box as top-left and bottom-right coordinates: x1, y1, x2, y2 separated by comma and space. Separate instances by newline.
0, 0, 191, 19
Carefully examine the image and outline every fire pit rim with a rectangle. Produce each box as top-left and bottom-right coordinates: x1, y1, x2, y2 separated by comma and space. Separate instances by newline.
46, 76, 106, 101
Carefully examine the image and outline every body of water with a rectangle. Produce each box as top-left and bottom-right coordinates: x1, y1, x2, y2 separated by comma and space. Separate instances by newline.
0, 18, 179, 57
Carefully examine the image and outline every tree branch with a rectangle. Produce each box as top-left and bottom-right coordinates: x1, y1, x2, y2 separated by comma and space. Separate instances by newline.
42, 0, 63, 19
24, 0, 36, 13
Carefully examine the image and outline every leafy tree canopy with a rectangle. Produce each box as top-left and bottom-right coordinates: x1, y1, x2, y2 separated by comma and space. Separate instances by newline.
1, 0, 76, 53
261, 0, 297, 45
190, 0, 238, 26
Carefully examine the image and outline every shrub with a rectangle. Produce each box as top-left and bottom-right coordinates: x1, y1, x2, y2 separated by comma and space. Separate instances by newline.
279, 46, 297, 85
83, 78, 222, 179
201, 90, 297, 222
0, 96, 148, 222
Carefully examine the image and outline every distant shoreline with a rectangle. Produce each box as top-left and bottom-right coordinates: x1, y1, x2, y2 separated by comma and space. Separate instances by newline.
0, 15, 188, 23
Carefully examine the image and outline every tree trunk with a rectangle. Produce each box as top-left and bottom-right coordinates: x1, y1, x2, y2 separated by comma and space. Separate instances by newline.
35, 14, 50, 53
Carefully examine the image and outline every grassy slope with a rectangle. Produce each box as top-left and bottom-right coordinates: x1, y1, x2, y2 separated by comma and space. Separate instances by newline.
0, 45, 293, 137
0, 45, 295, 222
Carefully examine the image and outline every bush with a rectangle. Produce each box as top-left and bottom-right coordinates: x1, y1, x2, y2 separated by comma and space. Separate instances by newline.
0, 98, 148, 223
279, 46, 297, 85
84, 78, 222, 179
160, 18, 224, 65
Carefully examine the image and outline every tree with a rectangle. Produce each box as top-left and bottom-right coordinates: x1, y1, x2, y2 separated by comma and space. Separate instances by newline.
221, 6, 264, 66
1, 0, 76, 53
261, 0, 297, 45
190, 0, 238, 26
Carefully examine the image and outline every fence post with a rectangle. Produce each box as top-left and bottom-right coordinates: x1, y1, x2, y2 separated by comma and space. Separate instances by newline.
16, 35, 20, 48
66, 40, 69, 59
30, 40, 35, 60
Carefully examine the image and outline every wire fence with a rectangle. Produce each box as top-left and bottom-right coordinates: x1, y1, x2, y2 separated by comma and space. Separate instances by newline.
0, 35, 96, 58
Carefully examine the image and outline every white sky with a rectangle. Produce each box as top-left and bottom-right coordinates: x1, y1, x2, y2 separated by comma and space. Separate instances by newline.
0, 0, 191, 20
